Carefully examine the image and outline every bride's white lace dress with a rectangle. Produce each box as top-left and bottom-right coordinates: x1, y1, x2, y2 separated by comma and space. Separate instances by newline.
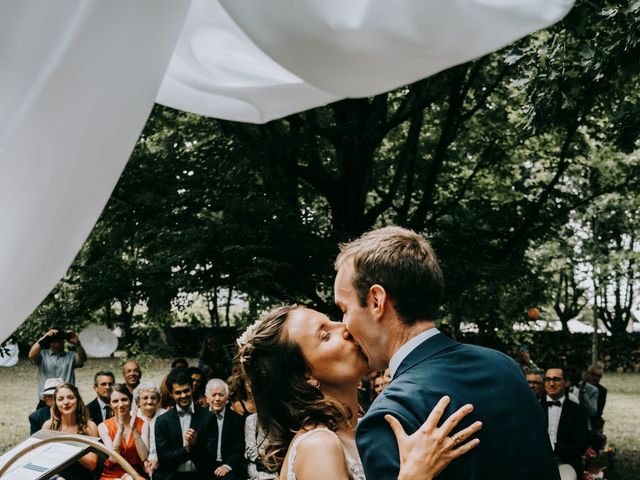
286, 428, 365, 480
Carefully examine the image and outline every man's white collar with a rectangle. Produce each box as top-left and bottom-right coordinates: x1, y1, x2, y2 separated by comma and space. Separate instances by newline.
389, 328, 440, 379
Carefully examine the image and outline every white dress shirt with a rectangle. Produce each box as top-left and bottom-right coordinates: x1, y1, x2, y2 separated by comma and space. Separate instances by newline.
388, 328, 440, 379
546, 395, 566, 448
212, 407, 231, 470
176, 402, 196, 472
97, 397, 110, 422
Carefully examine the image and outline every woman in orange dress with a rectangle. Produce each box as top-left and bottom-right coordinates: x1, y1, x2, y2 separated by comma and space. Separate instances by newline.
98, 383, 149, 479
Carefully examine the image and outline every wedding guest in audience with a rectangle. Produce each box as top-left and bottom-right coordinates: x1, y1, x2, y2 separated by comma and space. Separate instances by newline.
29, 377, 63, 434
171, 358, 189, 370
199, 335, 230, 379
123, 360, 143, 394
541, 367, 589, 480
189, 367, 207, 407
586, 364, 607, 431
42, 383, 99, 480
372, 371, 386, 399
154, 367, 218, 480
206, 379, 246, 479
566, 365, 599, 420
29, 326, 86, 408
244, 413, 277, 480
159, 373, 175, 410
87, 371, 116, 425
526, 371, 545, 400
356, 376, 372, 414
98, 383, 149, 479
228, 374, 255, 417
134, 382, 166, 478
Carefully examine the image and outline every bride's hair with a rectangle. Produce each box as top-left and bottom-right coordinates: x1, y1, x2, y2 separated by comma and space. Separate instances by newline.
238, 305, 351, 473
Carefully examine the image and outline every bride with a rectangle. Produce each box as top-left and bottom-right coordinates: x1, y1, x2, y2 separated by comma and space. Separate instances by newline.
238, 305, 482, 480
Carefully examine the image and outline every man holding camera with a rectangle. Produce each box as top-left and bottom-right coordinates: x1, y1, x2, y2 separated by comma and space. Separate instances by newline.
29, 326, 87, 407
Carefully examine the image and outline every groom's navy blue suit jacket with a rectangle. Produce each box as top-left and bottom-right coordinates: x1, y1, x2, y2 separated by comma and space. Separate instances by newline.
357, 333, 560, 480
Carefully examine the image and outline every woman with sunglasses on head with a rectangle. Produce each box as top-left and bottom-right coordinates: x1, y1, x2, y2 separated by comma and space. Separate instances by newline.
238, 305, 483, 480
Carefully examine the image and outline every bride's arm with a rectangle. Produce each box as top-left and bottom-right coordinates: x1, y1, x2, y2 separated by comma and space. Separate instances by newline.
290, 431, 352, 480
387, 396, 482, 480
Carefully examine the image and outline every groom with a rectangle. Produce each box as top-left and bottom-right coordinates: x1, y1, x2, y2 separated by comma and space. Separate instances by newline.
334, 226, 560, 479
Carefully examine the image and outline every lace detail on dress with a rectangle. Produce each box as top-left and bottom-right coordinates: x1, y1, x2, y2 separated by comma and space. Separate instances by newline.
286, 428, 365, 480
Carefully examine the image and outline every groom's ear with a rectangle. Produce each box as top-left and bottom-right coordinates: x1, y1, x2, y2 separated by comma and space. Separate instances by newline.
368, 284, 387, 316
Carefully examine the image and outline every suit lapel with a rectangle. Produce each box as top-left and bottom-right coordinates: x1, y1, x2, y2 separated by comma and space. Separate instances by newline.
394, 333, 459, 379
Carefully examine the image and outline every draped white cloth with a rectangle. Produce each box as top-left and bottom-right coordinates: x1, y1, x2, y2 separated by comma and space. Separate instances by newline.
0, 0, 574, 341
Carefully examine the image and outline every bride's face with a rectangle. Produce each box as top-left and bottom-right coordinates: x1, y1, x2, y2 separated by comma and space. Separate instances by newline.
285, 308, 368, 388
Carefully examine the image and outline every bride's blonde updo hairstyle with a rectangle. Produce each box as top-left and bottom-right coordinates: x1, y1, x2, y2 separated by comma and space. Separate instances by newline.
237, 305, 351, 473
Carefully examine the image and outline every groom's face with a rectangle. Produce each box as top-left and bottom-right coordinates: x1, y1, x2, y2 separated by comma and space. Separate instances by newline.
335, 260, 384, 370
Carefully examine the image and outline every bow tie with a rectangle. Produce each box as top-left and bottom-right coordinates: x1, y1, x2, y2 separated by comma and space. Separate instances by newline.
546, 400, 561, 407
176, 408, 192, 417
216, 413, 224, 421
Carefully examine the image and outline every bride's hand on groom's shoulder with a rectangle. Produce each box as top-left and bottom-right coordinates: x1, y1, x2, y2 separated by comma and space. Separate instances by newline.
386, 396, 482, 480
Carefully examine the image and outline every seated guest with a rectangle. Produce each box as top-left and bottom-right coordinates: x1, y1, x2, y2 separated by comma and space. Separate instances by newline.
123, 359, 143, 395
29, 377, 63, 434
98, 384, 149, 479
206, 379, 245, 479
356, 375, 372, 414
372, 371, 386, 399
159, 373, 175, 410
86, 370, 116, 425
154, 368, 218, 480
542, 367, 589, 480
566, 365, 599, 420
134, 382, 166, 478
42, 383, 99, 480
171, 358, 189, 370
198, 335, 230, 379
188, 367, 207, 407
586, 364, 607, 431
228, 374, 255, 417
526, 371, 545, 400
244, 413, 277, 480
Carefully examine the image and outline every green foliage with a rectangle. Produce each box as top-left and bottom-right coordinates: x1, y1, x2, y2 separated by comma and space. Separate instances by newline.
19, 0, 640, 354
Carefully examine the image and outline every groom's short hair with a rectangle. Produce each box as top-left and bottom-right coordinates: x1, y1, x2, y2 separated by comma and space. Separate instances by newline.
335, 226, 443, 324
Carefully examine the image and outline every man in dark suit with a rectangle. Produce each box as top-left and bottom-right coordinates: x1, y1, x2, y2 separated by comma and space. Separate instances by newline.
205, 378, 246, 479
334, 226, 560, 480
86, 370, 115, 425
28, 377, 63, 434
542, 367, 589, 480
155, 367, 218, 480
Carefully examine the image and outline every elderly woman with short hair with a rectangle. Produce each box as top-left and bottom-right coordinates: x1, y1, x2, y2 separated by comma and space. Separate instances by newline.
133, 381, 166, 478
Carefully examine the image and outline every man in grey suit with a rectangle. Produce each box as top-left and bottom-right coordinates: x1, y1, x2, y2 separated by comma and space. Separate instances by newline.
334, 226, 560, 479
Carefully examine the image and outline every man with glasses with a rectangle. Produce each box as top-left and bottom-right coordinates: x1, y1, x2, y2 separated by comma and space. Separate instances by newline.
541, 367, 589, 480
87, 370, 116, 425
526, 371, 545, 400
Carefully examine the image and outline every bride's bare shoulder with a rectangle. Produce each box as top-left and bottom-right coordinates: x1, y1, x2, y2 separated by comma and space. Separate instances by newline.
291, 430, 350, 479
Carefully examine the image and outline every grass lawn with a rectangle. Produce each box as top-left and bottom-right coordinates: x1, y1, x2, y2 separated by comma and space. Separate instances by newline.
1, 359, 638, 478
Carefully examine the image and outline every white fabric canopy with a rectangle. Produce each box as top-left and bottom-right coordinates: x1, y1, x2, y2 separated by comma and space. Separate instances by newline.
0, 0, 574, 341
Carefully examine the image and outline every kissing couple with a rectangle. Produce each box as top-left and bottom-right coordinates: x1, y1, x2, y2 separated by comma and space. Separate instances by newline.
238, 226, 560, 479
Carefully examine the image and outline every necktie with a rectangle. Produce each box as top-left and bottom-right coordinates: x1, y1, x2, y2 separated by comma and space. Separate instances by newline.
546, 400, 561, 407
217, 413, 224, 421
104, 405, 112, 419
